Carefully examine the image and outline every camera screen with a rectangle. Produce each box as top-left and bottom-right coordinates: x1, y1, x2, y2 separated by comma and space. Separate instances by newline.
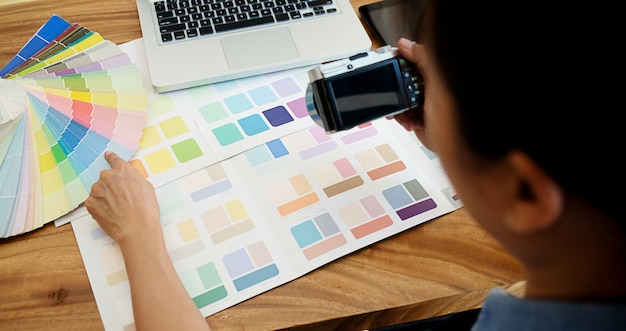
359, 0, 425, 46
327, 59, 406, 128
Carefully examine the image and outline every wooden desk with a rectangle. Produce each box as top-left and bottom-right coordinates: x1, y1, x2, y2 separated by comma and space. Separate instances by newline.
0, 1, 525, 330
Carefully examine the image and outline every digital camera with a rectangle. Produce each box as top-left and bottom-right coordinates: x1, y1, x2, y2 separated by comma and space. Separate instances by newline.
306, 46, 424, 133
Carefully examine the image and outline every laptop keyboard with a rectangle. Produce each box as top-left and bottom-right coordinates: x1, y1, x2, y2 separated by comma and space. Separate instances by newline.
154, 0, 339, 43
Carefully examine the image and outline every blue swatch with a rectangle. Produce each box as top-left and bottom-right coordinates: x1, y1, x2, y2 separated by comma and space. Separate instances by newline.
266, 139, 289, 158
1, 15, 71, 76
224, 94, 253, 114
291, 220, 322, 248
245, 146, 273, 167
262, 106, 293, 127
238, 114, 269, 136
382, 185, 413, 209
248, 86, 277, 105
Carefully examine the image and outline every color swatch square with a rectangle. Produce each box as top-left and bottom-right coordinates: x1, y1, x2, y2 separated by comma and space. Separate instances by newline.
224, 94, 253, 114
271, 77, 300, 97
266, 139, 288, 158
199, 102, 229, 123
248, 86, 277, 105
291, 220, 322, 248
262, 106, 293, 127
238, 114, 269, 136
172, 138, 202, 163
212, 123, 244, 146
144, 149, 176, 174
159, 116, 189, 139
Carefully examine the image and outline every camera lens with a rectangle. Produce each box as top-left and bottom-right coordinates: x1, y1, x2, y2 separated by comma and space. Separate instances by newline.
305, 83, 324, 129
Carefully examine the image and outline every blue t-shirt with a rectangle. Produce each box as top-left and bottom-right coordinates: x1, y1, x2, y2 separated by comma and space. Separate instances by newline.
472, 288, 626, 331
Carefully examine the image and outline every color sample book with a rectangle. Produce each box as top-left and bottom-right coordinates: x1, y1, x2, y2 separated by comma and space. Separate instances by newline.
0, 15, 147, 238
117, 39, 314, 188
73, 117, 462, 330
60, 37, 462, 330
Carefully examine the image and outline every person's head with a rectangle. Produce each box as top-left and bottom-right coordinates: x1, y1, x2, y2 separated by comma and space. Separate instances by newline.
403, 1, 623, 279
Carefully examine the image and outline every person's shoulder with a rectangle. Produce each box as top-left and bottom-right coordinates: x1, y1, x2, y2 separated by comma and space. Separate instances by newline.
474, 287, 626, 331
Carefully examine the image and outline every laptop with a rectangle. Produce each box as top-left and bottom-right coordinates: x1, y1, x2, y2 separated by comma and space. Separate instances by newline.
136, 0, 372, 93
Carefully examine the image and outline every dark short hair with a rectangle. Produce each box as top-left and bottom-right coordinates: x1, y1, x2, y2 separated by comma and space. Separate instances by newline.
424, 1, 621, 222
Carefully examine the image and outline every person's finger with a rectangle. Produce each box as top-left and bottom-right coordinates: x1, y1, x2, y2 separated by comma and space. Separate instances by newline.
104, 151, 126, 169
397, 38, 415, 60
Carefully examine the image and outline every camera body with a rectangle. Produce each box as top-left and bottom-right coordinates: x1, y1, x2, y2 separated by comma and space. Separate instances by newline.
306, 46, 423, 133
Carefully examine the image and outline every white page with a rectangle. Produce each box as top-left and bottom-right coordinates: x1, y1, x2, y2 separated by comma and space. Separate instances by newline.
71, 39, 462, 331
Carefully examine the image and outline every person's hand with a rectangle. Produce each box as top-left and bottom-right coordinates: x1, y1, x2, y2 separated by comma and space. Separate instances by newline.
85, 151, 161, 248
87, 152, 211, 331
389, 38, 434, 151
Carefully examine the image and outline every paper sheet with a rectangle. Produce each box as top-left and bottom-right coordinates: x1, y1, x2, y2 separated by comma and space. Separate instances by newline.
71, 38, 462, 331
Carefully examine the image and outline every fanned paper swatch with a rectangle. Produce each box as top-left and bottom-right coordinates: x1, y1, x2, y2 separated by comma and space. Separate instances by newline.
0, 15, 147, 238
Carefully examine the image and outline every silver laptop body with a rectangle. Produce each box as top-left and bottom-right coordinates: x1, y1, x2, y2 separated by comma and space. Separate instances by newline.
136, 0, 372, 93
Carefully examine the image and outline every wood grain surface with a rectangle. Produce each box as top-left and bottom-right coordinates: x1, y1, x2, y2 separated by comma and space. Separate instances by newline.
0, 1, 525, 330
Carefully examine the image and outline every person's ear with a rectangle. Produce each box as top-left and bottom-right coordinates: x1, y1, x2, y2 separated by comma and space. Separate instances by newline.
503, 151, 563, 234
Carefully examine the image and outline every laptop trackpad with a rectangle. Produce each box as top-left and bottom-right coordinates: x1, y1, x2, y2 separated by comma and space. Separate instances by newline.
221, 28, 300, 70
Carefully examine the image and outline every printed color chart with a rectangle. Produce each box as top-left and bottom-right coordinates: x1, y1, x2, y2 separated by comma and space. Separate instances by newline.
73, 114, 462, 330
70, 38, 463, 331
117, 39, 315, 187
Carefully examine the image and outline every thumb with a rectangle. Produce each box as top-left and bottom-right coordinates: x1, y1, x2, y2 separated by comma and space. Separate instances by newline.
397, 38, 416, 60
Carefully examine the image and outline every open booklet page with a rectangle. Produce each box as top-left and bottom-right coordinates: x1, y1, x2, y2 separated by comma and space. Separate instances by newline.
70, 38, 462, 331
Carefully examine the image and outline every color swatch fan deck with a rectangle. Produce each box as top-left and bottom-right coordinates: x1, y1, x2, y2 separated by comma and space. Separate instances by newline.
0, 15, 147, 238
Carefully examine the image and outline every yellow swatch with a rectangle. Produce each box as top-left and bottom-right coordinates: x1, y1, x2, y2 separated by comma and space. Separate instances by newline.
139, 125, 163, 149
225, 199, 248, 222
144, 149, 176, 174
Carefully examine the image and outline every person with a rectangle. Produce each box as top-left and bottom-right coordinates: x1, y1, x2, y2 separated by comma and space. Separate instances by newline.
86, 1, 626, 330
391, 1, 626, 330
